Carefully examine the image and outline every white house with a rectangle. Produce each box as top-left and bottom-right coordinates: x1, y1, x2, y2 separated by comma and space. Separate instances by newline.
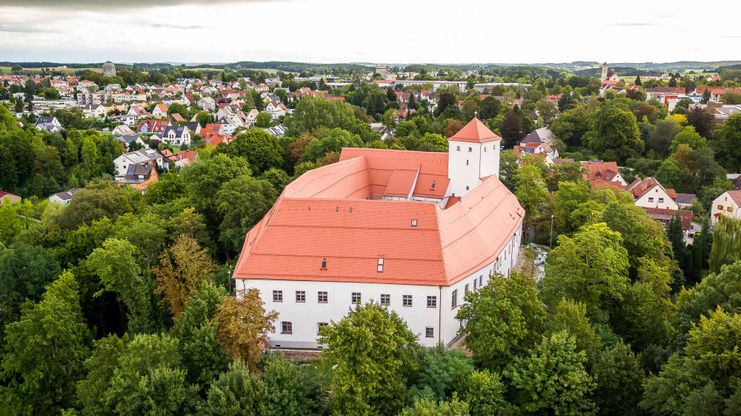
711, 190, 741, 225
152, 103, 169, 118
113, 148, 164, 177
48, 188, 79, 205
232, 118, 523, 349
160, 125, 192, 147
198, 96, 216, 112
264, 101, 288, 120
35, 116, 63, 133
628, 177, 679, 210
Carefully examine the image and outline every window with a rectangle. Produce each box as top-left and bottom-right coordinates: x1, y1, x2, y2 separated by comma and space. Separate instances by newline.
352, 292, 361, 304
380, 294, 390, 306
648, 197, 654, 203
377, 257, 384, 273
411, 219, 418, 227
321, 258, 327, 270
484, 146, 487, 152
718, 205, 724, 210
317, 322, 328, 334
427, 296, 437, 308
281, 321, 292, 334
430, 181, 436, 190
456, 145, 460, 151
318, 291, 328, 303
466, 159, 469, 166
728, 207, 734, 212
425, 327, 434, 338
658, 198, 664, 203
466, 186, 469, 190
473, 279, 477, 290
295, 291, 305, 303
465, 283, 469, 293
403, 295, 413, 307
452, 290, 458, 309
273, 290, 283, 302
468, 146, 472, 152
479, 276, 483, 287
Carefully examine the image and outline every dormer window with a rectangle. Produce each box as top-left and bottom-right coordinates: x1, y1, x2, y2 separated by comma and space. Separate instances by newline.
377, 257, 384, 273
321, 258, 327, 270
411, 219, 417, 227
430, 181, 436, 190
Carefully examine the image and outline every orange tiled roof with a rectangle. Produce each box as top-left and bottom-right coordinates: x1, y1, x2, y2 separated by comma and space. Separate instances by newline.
449, 118, 502, 143
233, 148, 523, 286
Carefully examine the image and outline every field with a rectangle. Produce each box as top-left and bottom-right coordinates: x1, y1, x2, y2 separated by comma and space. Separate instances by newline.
0, 66, 102, 75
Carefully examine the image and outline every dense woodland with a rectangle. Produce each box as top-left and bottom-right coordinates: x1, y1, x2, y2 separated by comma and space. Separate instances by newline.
0, 63, 740, 415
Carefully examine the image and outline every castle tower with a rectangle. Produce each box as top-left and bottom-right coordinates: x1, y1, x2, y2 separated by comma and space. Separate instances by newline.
446, 117, 502, 198
601, 63, 608, 81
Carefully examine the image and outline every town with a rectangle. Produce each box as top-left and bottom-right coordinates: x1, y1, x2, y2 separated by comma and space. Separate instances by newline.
1, 9, 741, 414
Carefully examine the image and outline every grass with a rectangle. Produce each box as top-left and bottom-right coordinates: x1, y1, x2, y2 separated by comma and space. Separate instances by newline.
0, 66, 102, 75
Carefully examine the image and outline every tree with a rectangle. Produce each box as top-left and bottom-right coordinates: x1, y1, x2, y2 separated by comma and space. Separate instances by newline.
500, 109, 525, 148
641, 307, 741, 416
196, 111, 212, 128
686, 106, 714, 139
599, 200, 668, 271
670, 125, 707, 153
319, 302, 420, 416
56, 180, 140, 230
709, 217, 741, 273
254, 112, 273, 128
459, 370, 511, 416
674, 261, 741, 347
220, 129, 284, 175
399, 396, 470, 416
0, 272, 91, 416
299, 127, 362, 162
551, 181, 591, 233
86, 238, 155, 333
457, 272, 547, 371
714, 113, 741, 171
411, 346, 473, 401
172, 281, 229, 387
591, 342, 644, 416
203, 361, 267, 416
513, 164, 549, 229
263, 354, 324, 416
77, 334, 128, 416
154, 234, 216, 317
505, 331, 595, 415
285, 96, 361, 136
479, 96, 502, 120
214, 289, 277, 371
182, 153, 251, 221
215, 175, 277, 253
588, 103, 643, 163
546, 298, 602, 358
104, 333, 197, 415
540, 222, 630, 324
551, 105, 591, 147
647, 118, 681, 156
535, 98, 559, 126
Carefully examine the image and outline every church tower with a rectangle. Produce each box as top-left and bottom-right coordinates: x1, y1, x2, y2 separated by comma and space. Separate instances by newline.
601, 63, 608, 81
446, 117, 502, 198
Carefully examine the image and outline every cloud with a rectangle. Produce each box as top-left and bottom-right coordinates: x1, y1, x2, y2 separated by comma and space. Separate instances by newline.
610, 22, 656, 27
0, 22, 52, 33
0, 0, 285, 9
149, 23, 211, 30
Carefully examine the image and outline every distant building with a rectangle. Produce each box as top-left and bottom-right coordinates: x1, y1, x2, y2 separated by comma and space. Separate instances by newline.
711, 190, 741, 224
0, 191, 21, 205
35, 116, 63, 133
102, 61, 116, 77
49, 188, 80, 205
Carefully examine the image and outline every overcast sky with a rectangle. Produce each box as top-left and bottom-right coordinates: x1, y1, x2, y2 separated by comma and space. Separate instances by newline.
1, 0, 740, 64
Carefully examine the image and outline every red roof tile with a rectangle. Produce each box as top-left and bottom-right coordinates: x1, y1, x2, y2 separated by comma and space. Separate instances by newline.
449, 118, 502, 143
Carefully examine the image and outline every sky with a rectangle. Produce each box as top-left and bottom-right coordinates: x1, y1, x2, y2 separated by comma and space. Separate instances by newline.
1, 0, 740, 64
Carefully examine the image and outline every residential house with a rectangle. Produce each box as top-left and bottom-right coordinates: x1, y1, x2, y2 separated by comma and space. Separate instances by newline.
116, 135, 146, 150
136, 119, 169, 134
160, 125, 192, 147
201, 123, 233, 146
521, 127, 556, 146
152, 103, 169, 118
48, 188, 80, 205
115, 162, 159, 192
581, 161, 627, 188
111, 124, 134, 137
265, 101, 288, 120
627, 177, 679, 210
35, 116, 63, 133
711, 190, 741, 224
113, 148, 164, 177
197, 96, 216, 112
0, 191, 21, 205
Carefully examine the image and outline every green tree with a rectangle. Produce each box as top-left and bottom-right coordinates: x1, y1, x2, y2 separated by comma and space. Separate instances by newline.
203, 361, 267, 416
648, 118, 681, 156
551, 181, 591, 233
399, 396, 470, 416
300, 127, 363, 162
546, 298, 602, 358
588, 103, 644, 163
505, 331, 595, 415
500, 109, 525, 148
411, 346, 473, 401
457, 272, 547, 371
172, 281, 229, 387
182, 153, 251, 216
459, 370, 511, 416
77, 334, 128, 416
263, 354, 325, 416
215, 175, 277, 253
320, 302, 420, 416
540, 222, 630, 324
513, 164, 549, 229
0, 271, 91, 416
255, 112, 273, 128
86, 238, 155, 333
591, 342, 644, 416
219, 129, 284, 175
551, 105, 591, 147
709, 217, 741, 273
670, 125, 707, 153
56, 180, 141, 230
714, 113, 741, 171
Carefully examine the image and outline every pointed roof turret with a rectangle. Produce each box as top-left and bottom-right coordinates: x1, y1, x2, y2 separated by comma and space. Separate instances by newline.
448, 118, 502, 143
